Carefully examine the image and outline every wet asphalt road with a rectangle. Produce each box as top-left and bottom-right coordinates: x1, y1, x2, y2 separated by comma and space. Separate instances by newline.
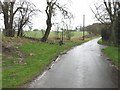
29, 38, 119, 88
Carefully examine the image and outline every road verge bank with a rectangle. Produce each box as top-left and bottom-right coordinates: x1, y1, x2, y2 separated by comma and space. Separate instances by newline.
98, 39, 120, 70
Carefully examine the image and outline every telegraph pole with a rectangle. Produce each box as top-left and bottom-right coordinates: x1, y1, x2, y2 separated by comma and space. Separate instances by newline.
83, 14, 85, 40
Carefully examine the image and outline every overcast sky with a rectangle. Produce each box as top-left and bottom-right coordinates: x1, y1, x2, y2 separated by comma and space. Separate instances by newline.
30, 0, 97, 30
0, 0, 98, 30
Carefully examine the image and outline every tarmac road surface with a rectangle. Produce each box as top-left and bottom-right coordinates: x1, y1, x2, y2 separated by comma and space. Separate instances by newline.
29, 38, 119, 88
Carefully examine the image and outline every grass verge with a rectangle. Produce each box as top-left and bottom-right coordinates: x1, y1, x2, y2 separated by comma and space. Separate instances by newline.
0, 54, 2, 89
2, 37, 92, 88
98, 39, 120, 69
97, 38, 109, 45
103, 46, 119, 67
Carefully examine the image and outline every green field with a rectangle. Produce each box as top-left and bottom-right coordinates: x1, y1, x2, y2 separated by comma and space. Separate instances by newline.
24, 31, 89, 39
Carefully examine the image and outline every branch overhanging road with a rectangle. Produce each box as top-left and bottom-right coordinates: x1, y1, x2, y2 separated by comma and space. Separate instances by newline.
29, 38, 119, 88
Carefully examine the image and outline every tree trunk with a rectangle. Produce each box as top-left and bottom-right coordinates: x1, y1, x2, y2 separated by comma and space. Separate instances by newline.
17, 26, 23, 37
110, 18, 117, 45
17, 28, 21, 36
3, 3, 9, 36
20, 29, 23, 37
41, 5, 52, 42
3, 2, 15, 37
41, 21, 52, 42
9, 2, 15, 37
118, 11, 120, 45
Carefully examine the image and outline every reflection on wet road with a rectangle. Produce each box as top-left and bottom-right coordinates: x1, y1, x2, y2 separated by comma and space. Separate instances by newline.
29, 38, 119, 88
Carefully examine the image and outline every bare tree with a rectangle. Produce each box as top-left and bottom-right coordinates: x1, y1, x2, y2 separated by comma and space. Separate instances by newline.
0, 0, 22, 37
91, 0, 120, 44
90, 3, 109, 24
15, 0, 40, 37
103, 0, 120, 44
41, 0, 73, 42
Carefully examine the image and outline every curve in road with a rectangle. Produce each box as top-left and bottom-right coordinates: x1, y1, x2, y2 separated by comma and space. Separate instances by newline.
29, 38, 119, 88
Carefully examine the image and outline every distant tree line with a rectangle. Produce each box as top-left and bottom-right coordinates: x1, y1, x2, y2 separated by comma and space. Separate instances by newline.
85, 23, 104, 36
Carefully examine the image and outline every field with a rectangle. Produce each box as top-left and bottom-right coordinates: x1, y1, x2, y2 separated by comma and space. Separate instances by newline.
24, 31, 89, 39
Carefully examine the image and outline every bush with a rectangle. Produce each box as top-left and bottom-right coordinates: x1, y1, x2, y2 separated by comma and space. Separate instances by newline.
101, 26, 111, 41
33, 29, 39, 31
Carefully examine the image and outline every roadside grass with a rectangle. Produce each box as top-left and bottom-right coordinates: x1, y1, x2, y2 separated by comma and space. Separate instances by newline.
98, 39, 120, 68
98, 39, 109, 45
103, 46, 119, 67
97, 39, 104, 44
0, 32, 2, 89
2, 37, 91, 88
0, 54, 2, 89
